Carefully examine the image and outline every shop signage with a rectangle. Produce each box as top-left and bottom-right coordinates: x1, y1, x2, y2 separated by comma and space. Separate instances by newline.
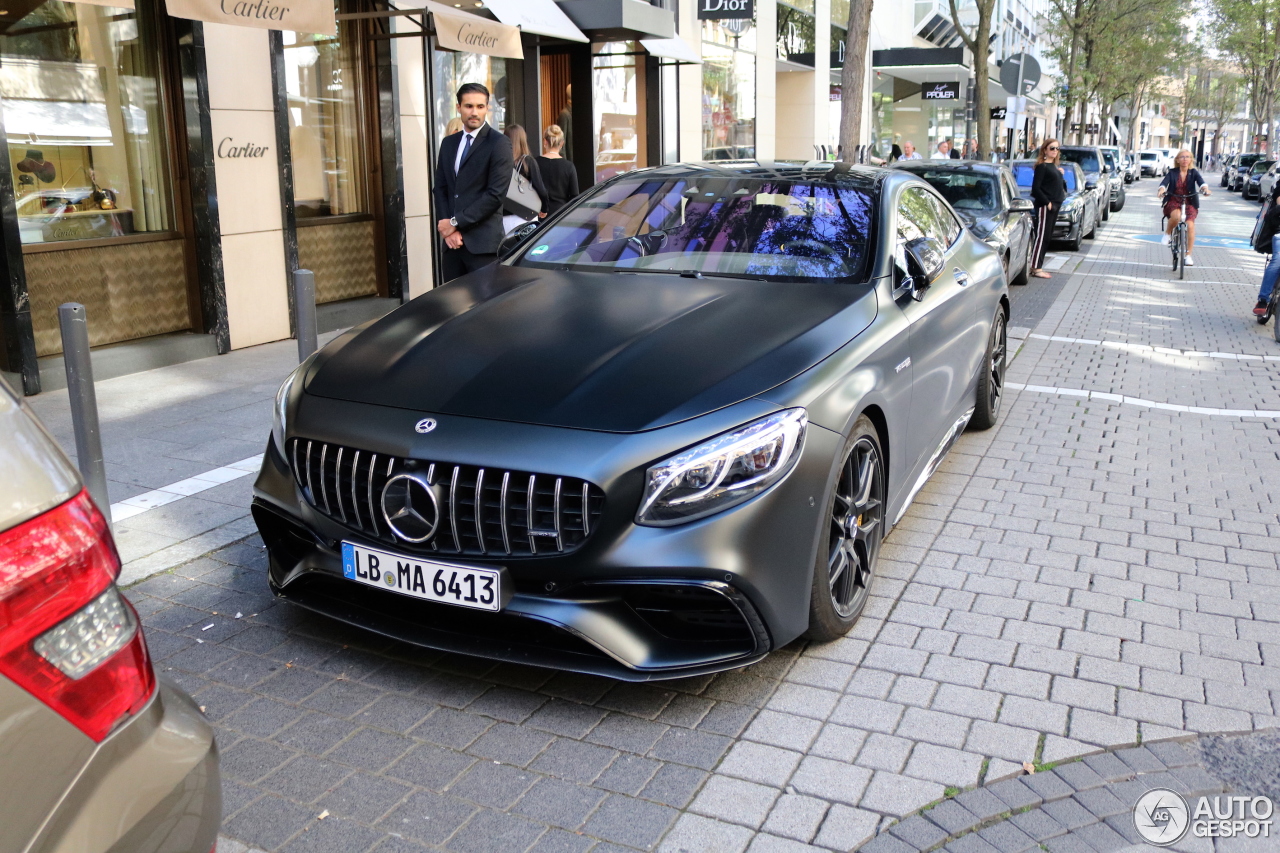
990, 106, 1007, 120
430, 1, 524, 59
776, 5, 815, 66
164, 0, 336, 35
217, 138, 269, 159
698, 0, 753, 21
923, 82, 960, 100
830, 25, 846, 68
999, 53, 1042, 96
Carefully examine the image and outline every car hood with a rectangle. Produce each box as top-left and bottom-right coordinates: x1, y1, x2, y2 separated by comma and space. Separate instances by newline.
958, 210, 1000, 239
305, 264, 878, 433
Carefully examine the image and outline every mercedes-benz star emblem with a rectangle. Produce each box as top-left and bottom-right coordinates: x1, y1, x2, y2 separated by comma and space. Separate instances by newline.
415, 418, 438, 434
380, 473, 440, 543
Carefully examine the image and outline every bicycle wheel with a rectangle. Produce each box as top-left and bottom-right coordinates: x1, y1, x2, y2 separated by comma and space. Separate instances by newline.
1176, 227, 1186, 279
1272, 286, 1280, 343
1170, 228, 1180, 272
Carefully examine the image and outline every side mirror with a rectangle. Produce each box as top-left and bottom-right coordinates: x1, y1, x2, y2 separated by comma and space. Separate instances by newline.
498, 220, 541, 259
1009, 197, 1034, 213
903, 236, 945, 300
1084, 178, 1098, 190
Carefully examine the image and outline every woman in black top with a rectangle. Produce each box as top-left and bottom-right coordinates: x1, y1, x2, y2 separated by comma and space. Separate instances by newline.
1029, 138, 1068, 279
535, 124, 580, 215
502, 124, 549, 235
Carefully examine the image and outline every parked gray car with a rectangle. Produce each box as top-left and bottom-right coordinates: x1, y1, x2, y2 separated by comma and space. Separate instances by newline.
0, 378, 221, 853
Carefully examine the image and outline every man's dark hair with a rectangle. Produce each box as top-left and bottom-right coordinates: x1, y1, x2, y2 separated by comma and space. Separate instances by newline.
456, 83, 490, 104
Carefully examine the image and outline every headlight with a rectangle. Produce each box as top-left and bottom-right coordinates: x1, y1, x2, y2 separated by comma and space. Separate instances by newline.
272, 364, 304, 459
637, 409, 807, 526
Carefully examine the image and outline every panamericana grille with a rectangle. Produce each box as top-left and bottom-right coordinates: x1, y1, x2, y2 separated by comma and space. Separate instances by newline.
289, 439, 605, 558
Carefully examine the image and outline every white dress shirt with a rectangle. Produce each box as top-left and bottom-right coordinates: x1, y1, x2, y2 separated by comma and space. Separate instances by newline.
454, 128, 480, 174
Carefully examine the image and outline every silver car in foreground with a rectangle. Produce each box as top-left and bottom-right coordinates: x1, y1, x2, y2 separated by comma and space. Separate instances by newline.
0, 378, 221, 853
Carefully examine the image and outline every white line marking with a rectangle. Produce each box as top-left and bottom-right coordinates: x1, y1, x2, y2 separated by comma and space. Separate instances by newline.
1070, 271, 1255, 288
1006, 383, 1280, 417
111, 455, 263, 523
1027, 334, 1280, 361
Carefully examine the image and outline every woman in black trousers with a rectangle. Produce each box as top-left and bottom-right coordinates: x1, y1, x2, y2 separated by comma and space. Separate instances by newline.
1029, 138, 1067, 279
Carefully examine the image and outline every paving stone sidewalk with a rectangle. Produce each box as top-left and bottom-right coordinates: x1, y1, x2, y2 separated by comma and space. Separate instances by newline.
31, 185, 1280, 852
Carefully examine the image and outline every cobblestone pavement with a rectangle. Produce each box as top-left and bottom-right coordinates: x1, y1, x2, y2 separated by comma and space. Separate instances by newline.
36, 179, 1280, 852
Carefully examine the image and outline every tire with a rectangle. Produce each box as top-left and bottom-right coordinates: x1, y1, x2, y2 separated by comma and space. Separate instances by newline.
1084, 213, 1097, 240
1112, 188, 1126, 212
1101, 199, 1110, 221
804, 416, 885, 642
970, 308, 1007, 431
1274, 292, 1280, 343
1176, 229, 1186, 279
1068, 222, 1083, 251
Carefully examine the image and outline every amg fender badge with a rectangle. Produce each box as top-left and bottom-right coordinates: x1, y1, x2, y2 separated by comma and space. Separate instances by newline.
415, 418, 438, 434
895, 357, 911, 374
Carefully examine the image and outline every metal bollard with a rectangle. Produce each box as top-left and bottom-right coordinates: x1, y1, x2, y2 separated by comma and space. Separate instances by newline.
58, 303, 111, 529
293, 268, 318, 362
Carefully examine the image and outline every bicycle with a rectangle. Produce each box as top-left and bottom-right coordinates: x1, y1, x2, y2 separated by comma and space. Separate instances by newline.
1160, 186, 1205, 280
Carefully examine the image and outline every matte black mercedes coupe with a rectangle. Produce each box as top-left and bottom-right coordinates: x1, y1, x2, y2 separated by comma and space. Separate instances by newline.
252, 163, 1009, 680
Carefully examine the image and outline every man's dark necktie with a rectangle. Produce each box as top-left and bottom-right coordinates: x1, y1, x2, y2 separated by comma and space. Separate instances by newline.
458, 133, 473, 173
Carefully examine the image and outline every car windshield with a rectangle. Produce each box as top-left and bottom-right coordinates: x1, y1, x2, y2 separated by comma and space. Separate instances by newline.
1059, 149, 1100, 173
1140, 153, 1157, 160
1011, 163, 1078, 192
1239, 154, 1263, 168
512, 174, 875, 281
1251, 160, 1274, 173
911, 171, 1000, 213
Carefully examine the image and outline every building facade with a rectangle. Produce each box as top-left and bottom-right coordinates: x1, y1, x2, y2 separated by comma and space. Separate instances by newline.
0, 0, 1050, 396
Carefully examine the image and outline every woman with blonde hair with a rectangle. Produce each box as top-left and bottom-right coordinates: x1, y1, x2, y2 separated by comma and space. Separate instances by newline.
444, 117, 464, 138
535, 124, 580, 215
1029, 138, 1066, 279
501, 124, 549, 235
1156, 148, 1210, 266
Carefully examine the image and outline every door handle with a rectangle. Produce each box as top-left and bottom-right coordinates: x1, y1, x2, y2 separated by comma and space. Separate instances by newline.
953, 268, 971, 287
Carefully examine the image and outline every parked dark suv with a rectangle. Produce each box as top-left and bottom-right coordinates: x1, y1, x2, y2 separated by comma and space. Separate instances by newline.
1229, 153, 1264, 192
1058, 145, 1117, 219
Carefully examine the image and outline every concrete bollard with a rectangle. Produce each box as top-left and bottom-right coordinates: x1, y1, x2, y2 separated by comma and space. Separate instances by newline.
293, 268, 318, 362
57, 303, 111, 529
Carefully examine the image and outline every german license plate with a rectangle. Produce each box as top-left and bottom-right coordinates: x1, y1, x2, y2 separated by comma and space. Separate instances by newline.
341, 542, 503, 612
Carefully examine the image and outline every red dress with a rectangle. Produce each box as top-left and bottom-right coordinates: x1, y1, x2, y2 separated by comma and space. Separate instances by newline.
1163, 172, 1199, 222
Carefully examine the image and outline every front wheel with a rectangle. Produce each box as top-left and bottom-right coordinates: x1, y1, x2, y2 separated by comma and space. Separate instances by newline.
970, 308, 1007, 430
805, 417, 884, 642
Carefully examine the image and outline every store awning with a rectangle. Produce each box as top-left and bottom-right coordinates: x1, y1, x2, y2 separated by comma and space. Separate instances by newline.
872, 47, 968, 86
0, 99, 139, 146
425, 0, 524, 58
640, 37, 700, 64
557, 0, 674, 41
165, 0, 335, 36
481, 0, 588, 43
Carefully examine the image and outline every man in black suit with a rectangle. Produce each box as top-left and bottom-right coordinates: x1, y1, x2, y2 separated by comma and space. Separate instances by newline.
434, 83, 514, 282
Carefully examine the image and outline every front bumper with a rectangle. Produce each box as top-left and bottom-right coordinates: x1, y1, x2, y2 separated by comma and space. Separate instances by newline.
253, 398, 839, 680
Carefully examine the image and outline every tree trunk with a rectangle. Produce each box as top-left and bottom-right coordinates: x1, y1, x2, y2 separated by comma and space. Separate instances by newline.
972, 1, 993, 159
838, 0, 876, 161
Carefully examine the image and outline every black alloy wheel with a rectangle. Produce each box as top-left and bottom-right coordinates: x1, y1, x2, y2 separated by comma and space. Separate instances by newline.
971, 309, 1007, 430
805, 416, 884, 641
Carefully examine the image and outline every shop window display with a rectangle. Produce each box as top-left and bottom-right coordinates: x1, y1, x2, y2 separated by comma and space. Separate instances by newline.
283, 22, 369, 217
592, 42, 645, 185
1, 0, 172, 244
432, 49, 506, 144
701, 20, 755, 162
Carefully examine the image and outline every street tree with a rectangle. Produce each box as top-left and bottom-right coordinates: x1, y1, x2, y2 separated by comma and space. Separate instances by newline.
837, 0, 875, 161
1209, 0, 1280, 154
946, 0, 998, 160
1205, 72, 1245, 155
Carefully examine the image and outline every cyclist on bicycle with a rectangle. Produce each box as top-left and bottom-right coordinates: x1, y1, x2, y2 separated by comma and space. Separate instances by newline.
1253, 183, 1280, 317
1156, 149, 1211, 266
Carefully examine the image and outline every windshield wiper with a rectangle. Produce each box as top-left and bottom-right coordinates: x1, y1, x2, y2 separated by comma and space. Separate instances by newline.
680, 270, 704, 279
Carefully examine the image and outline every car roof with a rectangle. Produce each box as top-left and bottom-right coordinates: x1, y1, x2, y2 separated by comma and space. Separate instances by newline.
629, 161, 884, 191
891, 160, 1006, 175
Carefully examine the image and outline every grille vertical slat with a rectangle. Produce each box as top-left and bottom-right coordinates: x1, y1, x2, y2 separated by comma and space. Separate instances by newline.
474, 469, 486, 555
290, 439, 601, 558
334, 447, 347, 522
449, 465, 461, 552
500, 471, 512, 555
366, 453, 379, 536
350, 451, 361, 529
553, 478, 563, 551
526, 474, 537, 555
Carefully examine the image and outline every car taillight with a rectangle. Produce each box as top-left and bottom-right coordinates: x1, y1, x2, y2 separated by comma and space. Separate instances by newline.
0, 490, 155, 742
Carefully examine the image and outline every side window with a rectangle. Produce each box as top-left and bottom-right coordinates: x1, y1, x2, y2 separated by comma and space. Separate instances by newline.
921, 192, 962, 246
896, 188, 932, 244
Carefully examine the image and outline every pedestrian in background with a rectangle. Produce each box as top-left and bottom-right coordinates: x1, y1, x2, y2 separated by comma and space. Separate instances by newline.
557, 85, 573, 162
949, 138, 961, 159
502, 124, 548, 235
433, 83, 514, 282
536, 124, 580, 215
444, 117, 463, 138
932, 140, 951, 160
890, 143, 903, 161
1252, 183, 1280, 317
1029, 138, 1066, 280
899, 141, 922, 160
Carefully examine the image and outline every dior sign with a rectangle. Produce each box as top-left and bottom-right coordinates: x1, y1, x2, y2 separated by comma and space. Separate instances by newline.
698, 0, 753, 21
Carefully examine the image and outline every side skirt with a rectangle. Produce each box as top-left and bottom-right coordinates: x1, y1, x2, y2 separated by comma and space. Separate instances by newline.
891, 407, 975, 526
